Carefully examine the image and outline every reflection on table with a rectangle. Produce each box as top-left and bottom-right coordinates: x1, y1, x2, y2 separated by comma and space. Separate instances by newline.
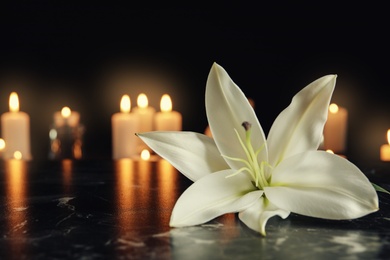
0, 159, 389, 259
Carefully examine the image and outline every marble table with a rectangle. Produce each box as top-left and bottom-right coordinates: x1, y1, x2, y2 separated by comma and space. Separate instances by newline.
0, 159, 389, 259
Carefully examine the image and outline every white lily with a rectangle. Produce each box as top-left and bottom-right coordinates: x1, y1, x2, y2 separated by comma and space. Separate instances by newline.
137, 63, 379, 236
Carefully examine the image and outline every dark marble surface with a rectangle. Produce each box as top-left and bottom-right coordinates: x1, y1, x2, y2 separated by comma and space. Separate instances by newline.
0, 159, 389, 259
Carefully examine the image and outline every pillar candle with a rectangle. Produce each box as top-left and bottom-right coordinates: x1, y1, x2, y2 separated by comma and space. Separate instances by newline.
380, 129, 390, 161
112, 95, 140, 159
323, 103, 348, 154
132, 93, 155, 152
154, 94, 182, 131
1, 92, 32, 160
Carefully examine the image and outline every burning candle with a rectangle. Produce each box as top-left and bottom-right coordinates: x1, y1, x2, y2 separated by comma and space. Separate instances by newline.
133, 93, 155, 132
1, 92, 32, 160
53, 106, 80, 127
112, 95, 140, 159
323, 103, 348, 155
132, 93, 155, 152
380, 129, 390, 161
154, 94, 182, 131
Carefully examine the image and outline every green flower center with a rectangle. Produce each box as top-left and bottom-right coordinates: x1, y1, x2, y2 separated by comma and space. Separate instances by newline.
222, 121, 271, 189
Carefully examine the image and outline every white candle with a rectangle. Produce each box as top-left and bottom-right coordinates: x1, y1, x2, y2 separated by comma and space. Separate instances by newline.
380, 129, 390, 161
1, 92, 32, 160
112, 95, 140, 159
132, 93, 155, 152
132, 93, 155, 132
154, 94, 182, 131
323, 103, 348, 154
53, 106, 80, 127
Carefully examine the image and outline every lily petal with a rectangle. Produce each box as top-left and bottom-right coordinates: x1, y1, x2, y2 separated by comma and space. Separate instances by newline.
239, 197, 290, 236
267, 75, 336, 167
265, 151, 379, 219
137, 131, 229, 181
170, 169, 261, 227
205, 63, 268, 170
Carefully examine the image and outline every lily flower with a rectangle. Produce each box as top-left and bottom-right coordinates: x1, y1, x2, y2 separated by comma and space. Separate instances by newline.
137, 63, 378, 236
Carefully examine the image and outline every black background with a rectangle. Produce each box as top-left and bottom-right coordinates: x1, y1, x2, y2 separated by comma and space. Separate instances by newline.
0, 2, 389, 166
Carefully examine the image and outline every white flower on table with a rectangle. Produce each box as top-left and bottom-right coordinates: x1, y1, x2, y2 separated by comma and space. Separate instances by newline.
137, 63, 378, 236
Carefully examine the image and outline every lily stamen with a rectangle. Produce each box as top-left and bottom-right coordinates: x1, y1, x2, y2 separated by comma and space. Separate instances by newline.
222, 122, 269, 189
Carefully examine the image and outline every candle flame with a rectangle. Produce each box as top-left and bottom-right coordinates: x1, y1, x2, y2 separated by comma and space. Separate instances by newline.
61, 106, 71, 118
160, 94, 172, 112
387, 129, 390, 145
326, 149, 334, 154
141, 149, 150, 160
0, 139, 5, 150
137, 93, 148, 109
9, 92, 19, 112
13, 151, 22, 160
120, 95, 131, 113
329, 103, 339, 114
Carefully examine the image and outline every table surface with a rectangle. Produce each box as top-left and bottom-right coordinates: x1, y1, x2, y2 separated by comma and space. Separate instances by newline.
0, 158, 389, 259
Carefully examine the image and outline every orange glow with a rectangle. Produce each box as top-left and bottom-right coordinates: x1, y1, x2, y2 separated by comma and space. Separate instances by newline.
9, 92, 19, 112
5, 159, 28, 249
62, 159, 73, 194
157, 159, 178, 226
115, 159, 135, 230
0, 138, 5, 150
160, 94, 172, 112
141, 149, 150, 160
61, 106, 71, 118
120, 95, 131, 113
73, 139, 83, 159
329, 103, 339, 114
137, 93, 148, 108
387, 129, 390, 145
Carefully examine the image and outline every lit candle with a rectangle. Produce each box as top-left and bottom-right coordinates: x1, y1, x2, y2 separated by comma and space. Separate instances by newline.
323, 103, 348, 155
380, 129, 390, 161
133, 93, 156, 132
1, 92, 32, 160
111, 95, 140, 159
132, 93, 155, 152
53, 106, 80, 127
154, 94, 182, 131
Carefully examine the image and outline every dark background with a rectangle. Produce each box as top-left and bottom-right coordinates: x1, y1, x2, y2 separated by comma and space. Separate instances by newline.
0, 2, 389, 167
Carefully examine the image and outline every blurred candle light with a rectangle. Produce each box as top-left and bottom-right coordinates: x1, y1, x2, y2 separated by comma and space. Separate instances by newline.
50, 106, 84, 160
115, 159, 135, 231
141, 149, 150, 161
323, 103, 348, 155
1, 92, 32, 160
62, 159, 73, 194
380, 129, 390, 161
111, 95, 140, 159
0, 138, 5, 157
5, 159, 28, 247
133, 93, 156, 152
154, 94, 182, 131
54, 106, 80, 127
